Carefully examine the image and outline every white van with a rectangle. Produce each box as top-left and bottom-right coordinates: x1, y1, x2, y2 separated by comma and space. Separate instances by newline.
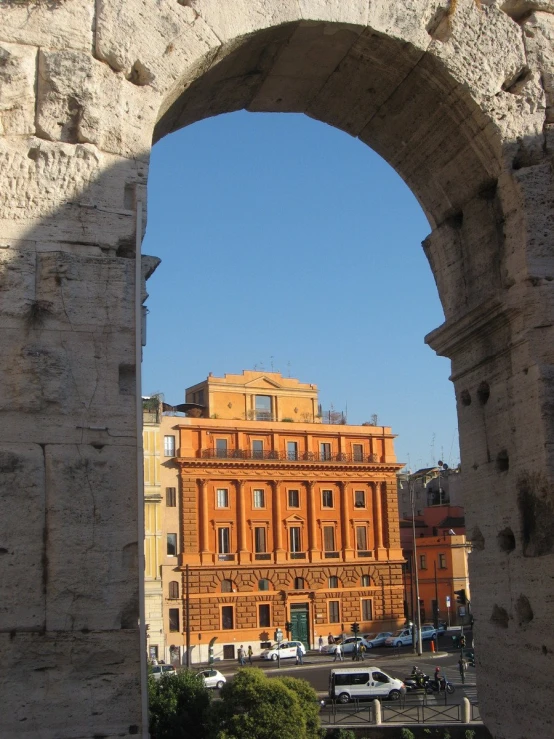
329, 667, 405, 703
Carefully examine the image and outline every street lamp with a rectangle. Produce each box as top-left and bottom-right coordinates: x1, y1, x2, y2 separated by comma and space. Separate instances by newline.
409, 476, 423, 656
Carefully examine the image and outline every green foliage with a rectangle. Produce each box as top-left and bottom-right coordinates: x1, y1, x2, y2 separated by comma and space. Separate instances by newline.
443, 730, 451, 739
465, 732, 476, 739
213, 668, 321, 739
400, 729, 416, 739
148, 669, 212, 739
327, 730, 356, 739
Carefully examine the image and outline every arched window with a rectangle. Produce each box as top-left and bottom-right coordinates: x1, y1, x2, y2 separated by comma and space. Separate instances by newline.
221, 579, 233, 593
361, 575, 371, 587
328, 576, 339, 589
258, 579, 270, 591
294, 577, 305, 590
168, 581, 179, 599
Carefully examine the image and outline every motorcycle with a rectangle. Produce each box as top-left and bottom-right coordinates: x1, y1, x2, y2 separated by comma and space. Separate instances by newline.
404, 673, 434, 694
429, 675, 456, 694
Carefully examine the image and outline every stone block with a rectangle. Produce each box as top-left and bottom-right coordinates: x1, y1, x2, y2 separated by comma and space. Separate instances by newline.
0, 42, 36, 136
0, 630, 141, 739
37, 49, 159, 159
0, 443, 45, 631
44, 444, 139, 632
0, 0, 94, 52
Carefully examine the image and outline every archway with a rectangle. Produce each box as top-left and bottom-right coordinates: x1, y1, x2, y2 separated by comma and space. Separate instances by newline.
1, 2, 553, 738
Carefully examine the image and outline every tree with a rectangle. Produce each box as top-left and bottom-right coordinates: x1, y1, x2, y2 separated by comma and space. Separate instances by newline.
148, 670, 212, 739
213, 668, 322, 739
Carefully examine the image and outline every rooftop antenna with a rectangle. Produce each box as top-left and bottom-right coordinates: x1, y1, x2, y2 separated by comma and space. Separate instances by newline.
287, 360, 291, 378
270, 356, 274, 372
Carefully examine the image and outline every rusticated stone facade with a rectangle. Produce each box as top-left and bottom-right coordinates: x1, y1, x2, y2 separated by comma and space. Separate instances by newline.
1, 2, 554, 738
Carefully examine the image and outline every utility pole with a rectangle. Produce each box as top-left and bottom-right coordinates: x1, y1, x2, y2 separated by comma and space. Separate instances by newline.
185, 564, 191, 668
410, 476, 423, 656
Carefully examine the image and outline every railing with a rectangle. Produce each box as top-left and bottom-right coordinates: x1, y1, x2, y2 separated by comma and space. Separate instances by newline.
200, 449, 381, 463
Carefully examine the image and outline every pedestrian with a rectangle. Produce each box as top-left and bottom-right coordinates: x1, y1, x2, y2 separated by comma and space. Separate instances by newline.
296, 644, 304, 665
318, 635, 324, 652
434, 666, 441, 690
458, 657, 466, 684
327, 632, 335, 646
247, 645, 253, 666
359, 643, 366, 661
333, 643, 343, 662
238, 645, 246, 666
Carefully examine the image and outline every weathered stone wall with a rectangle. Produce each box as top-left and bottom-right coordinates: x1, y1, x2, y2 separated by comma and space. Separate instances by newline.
0, 1, 553, 738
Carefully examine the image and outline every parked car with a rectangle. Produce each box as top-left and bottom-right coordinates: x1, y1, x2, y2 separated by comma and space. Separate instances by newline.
196, 669, 226, 689
420, 625, 438, 640
385, 628, 413, 647
422, 622, 443, 636
329, 666, 406, 703
324, 636, 371, 655
362, 632, 393, 648
150, 664, 176, 680
260, 640, 306, 661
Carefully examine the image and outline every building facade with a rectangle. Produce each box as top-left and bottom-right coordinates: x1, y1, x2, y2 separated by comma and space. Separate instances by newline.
150, 371, 405, 663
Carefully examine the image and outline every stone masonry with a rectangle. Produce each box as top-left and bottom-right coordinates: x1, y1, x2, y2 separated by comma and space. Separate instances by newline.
1, 1, 554, 737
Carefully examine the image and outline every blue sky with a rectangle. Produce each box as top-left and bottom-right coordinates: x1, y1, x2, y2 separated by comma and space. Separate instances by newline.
142, 110, 459, 471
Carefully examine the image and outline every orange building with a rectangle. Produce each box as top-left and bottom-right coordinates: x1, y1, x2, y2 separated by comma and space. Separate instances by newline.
400, 504, 471, 627
156, 371, 405, 663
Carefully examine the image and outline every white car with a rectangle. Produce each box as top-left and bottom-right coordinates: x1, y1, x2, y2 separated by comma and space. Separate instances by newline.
324, 637, 370, 655
420, 625, 437, 641
260, 640, 306, 661
150, 664, 177, 680
196, 669, 226, 689
329, 667, 406, 703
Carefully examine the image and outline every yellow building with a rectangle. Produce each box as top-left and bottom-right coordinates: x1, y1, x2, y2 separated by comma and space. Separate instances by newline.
145, 371, 405, 664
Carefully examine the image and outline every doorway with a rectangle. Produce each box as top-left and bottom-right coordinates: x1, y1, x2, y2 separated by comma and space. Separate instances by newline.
290, 603, 310, 649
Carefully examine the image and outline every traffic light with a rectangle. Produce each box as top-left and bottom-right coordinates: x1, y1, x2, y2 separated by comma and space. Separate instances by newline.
454, 589, 467, 605
285, 621, 292, 635
351, 622, 360, 635
460, 635, 466, 648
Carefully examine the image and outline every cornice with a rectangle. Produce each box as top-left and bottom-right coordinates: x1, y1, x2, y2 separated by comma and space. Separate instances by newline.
175, 458, 404, 475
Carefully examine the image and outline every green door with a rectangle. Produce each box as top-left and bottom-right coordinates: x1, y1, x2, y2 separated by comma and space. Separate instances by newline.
290, 604, 310, 649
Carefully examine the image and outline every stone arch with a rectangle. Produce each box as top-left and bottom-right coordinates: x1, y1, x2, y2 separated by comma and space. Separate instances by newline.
1, 2, 553, 738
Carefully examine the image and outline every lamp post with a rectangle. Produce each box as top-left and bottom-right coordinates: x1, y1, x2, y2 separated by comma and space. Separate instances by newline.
409, 476, 423, 656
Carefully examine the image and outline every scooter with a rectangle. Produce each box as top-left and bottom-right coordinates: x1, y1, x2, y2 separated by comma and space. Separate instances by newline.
429, 675, 456, 694
404, 673, 434, 694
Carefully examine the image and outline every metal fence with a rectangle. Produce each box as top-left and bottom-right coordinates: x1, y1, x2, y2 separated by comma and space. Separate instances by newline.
320, 695, 480, 727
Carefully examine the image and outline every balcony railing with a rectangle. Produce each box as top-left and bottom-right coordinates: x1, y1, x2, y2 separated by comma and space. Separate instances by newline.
200, 449, 380, 463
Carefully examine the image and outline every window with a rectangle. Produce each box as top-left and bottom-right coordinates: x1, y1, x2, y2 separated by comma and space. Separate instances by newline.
361, 575, 371, 587
255, 395, 272, 421
259, 604, 271, 627
323, 526, 335, 552
253, 489, 265, 508
356, 526, 368, 551
164, 435, 175, 457
354, 490, 365, 508
288, 489, 299, 508
252, 440, 264, 459
352, 444, 364, 462
169, 608, 179, 632
216, 488, 229, 508
168, 581, 179, 599
294, 577, 305, 590
221, 579, 233, 593
287, 441, 298, 460
419, 554, 427, 570
362, 599, 373, 621
166, 487, 176, 507
221, 606, 234, 630
289, 527, 301, 553
254, 528, 266, 554
329, 600, 340, 623
320, 442, 331, 460
167, 533, 177, 556
322, 489, 333, 508
438, 553, 447, 569
328, 576, 339, 589
258, 579, 270, 591
215, 439, 228, 458
218, 527, 230, 554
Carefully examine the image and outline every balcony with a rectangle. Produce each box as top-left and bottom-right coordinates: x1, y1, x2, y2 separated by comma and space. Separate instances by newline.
200, 449, 380, 464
